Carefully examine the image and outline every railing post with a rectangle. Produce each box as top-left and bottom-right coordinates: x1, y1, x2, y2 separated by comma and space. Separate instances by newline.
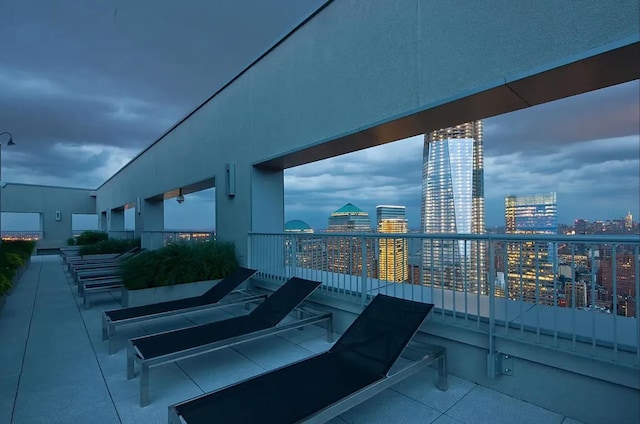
360, 235, 367, 307
487, 237, 498, 378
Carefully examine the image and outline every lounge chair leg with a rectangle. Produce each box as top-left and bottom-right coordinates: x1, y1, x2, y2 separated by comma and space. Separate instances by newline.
127, 347, 136, 380
437, 351, 448, 391
326, 316, 334, 343
140, 363, 150, 407
102, 317, 108, 341
108, 336, 117, 355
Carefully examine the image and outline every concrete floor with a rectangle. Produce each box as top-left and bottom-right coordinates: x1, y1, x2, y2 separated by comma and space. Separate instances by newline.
0, 256, 585, 424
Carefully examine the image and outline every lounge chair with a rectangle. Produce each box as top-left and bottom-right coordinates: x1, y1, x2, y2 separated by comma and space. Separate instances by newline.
83, 278, 125, 309
127, 277, 332, 406
168, 294, 446, 424
102, 267, 259, 353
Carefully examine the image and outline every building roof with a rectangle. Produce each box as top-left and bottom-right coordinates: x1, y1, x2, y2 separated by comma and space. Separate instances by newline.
333, 203, 366, 214
285, 219, 313, 231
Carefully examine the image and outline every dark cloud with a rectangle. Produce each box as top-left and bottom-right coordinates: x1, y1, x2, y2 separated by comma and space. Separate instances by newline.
484, 80, 640, 156
1, 0, 327, 185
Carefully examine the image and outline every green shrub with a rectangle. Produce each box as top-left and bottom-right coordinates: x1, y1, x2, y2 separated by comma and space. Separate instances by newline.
122, 241, 238, 290
75, 231, 108, 246
0, 241, 35, 295
0, 240, 36, 260
0, 274, 11, 296
3, 253, 24, 269
0, 266, 16, 282
79, 238, 140, 255
67, 237, 76, 246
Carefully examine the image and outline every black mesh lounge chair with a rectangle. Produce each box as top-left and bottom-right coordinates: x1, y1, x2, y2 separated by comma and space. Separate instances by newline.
168, 294, 447, 424
102, 267, 260, 353
127, 277, 333, 406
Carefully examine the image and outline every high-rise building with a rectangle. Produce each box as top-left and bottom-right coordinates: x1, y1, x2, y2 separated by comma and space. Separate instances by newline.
420, 121, 485, 293
284, 220, 327, 270
376, 205, 408, 282
326, 203, 374, 277
505, 193, 558, 304
624, 211, 633, 231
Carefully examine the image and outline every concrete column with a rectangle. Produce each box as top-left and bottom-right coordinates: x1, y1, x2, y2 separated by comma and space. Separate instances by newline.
217, 165, 283, 268
136, 198, 164, 249
99, 211, 107, 231
109, 208, 124, 231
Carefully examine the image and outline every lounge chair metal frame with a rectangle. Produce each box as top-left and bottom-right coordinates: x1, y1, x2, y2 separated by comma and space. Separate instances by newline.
299, 341, 446, 424
83, 279, 125, 309
103, 292, 266, 353
128, 306, 333, 407
168, 341, 446, 424
167, 295, 446, 424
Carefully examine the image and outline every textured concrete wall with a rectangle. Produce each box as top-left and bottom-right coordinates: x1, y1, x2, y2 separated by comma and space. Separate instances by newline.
2, 183, 95, 248
93, 0, 639, 262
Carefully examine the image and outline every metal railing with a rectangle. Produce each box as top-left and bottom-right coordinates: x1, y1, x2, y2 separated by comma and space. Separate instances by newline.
248, 232, 639, 370
141, 231, 215, 250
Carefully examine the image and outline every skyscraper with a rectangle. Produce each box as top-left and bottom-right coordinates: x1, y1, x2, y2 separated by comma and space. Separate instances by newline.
504, 193, 558, 304
376, 205, 408, 282
420, 121, 485, 292
326, 203, 374, 277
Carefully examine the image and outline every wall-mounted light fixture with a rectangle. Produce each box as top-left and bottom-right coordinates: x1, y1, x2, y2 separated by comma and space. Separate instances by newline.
176, 188, 185, 204
225, 162, 236, 197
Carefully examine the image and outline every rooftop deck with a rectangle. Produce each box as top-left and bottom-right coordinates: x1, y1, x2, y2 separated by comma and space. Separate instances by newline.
2, 256, 587, 424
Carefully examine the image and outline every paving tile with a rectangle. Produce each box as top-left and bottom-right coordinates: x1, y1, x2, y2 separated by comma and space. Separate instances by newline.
139, 315, 196, 335
0, 342, 25, 379
561, 418, 587, 424
106, 362, 192, 402
432, 414, 465, 424
0, 375, 18, 424
392, 367, 476, 413
339, 389, 441, 424
18, 353, 103, 392
12, 379, 119, 424
277, 322, 329, 344
177, 347, 267, 392
232, 334, 316, 370
297, 335, 335, 353
182, 309, 237, 326
114, 378, 203, 423
446, 386, 563, 424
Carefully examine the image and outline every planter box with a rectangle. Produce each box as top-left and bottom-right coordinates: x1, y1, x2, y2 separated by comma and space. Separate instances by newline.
120, 279, 221, 308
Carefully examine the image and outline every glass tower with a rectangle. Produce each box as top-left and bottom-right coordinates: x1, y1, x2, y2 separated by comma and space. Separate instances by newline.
420, 121, 485, 293
326, 203, 374, 277
376, 205, 408, 282
504, 193, 558, 304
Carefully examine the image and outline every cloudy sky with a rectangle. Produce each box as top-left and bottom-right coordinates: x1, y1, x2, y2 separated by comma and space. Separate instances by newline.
1, 0, 638, 231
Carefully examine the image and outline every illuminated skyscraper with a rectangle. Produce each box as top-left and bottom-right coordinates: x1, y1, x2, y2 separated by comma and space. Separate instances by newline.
420, 121, 485, 292
505, 193, 558, 304
326, 203, 374, 277
376, 205, 408, 282
284, 220, 327, 270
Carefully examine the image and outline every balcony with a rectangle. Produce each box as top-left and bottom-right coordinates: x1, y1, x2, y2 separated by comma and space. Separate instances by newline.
1, 230, 638, 423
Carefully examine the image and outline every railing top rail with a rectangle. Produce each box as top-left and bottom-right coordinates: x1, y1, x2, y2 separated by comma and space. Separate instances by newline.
248, 231, 640, 245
